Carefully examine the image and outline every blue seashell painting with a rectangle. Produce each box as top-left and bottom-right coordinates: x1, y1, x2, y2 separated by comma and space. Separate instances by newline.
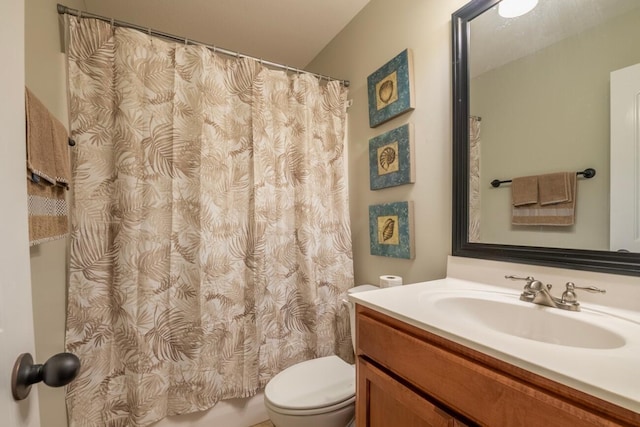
369, 201, 414, 259
367, 49, 415, 128
369, 123, 415, 190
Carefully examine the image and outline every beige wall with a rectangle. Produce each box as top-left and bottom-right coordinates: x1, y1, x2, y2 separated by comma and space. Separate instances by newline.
25, 0, 83, 426
308, 0, 468, 286
471, 9, 640, 251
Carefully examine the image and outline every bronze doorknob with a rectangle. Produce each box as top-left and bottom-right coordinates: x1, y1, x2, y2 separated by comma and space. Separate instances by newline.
11, 352, 80, 400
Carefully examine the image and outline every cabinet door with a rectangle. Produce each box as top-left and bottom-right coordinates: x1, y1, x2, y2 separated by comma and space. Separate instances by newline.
357, 358, 467, 427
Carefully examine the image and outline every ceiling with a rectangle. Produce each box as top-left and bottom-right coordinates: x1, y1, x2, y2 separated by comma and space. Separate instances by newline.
83, 0, 370, 69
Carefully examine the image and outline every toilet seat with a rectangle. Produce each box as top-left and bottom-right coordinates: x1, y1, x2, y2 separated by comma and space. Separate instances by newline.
264, 355, 355, 415
265, 393, 355, 416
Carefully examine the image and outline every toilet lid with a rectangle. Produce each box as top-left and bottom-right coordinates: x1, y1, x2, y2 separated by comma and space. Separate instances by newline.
265, 355, 355, 410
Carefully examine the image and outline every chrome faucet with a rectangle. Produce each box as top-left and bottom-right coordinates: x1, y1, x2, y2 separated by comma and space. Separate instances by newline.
505, 275, 606, 312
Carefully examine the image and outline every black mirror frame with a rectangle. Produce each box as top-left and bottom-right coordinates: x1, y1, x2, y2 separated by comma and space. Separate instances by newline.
451, 0, 640, 276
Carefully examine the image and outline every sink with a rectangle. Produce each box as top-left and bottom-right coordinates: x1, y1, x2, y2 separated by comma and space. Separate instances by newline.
429, 293, 626, 349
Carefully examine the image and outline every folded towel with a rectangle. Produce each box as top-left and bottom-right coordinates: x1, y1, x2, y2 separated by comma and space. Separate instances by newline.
539, 172, 569, 206
512, 173, 577, 226
26, 88, 71, 188
50, 114, 71, 188
25, 87, 70, 245
511, 175, 538, 206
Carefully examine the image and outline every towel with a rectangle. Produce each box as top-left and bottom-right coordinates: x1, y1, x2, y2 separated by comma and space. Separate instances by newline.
512, 172, 576, 226
27, 179, 69, 245
511, 175, 538, 206
539, 172, 569, 205
26, 88, 71, 188
25, 87, 70, 246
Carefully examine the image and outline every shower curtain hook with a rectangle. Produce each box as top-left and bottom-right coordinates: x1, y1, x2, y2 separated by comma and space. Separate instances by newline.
147, 27, 151, 36
110, 17, 115, 27
185, 37, 189, 45
77, 10, 82, 22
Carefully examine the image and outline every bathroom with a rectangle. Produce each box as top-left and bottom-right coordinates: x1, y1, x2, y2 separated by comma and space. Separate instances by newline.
3, 0, 639, 426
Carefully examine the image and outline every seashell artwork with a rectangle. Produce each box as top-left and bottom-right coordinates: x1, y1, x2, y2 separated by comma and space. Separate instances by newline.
382, 218, 395, 242
376, 214, 399, 245
367, 49, 414, 128
374, 72, 398, 111
369, 124, 414, 190
369, 201, 414, 259
379, 146, 397, 171
378, 80, 394, 104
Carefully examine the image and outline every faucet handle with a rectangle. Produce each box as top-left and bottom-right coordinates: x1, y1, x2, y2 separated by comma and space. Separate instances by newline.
561, 282, 606, 304
505, 275, 544, 291
505, 275, 534, 282
504, 275, 539, 288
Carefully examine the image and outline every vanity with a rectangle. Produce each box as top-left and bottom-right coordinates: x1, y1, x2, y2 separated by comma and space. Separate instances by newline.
350, 257, 640, 426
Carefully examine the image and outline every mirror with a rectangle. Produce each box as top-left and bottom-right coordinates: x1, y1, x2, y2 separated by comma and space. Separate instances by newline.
452, 0, 640, 276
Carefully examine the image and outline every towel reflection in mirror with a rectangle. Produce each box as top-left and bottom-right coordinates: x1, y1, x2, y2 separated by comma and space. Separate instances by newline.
511, 172, 577, 226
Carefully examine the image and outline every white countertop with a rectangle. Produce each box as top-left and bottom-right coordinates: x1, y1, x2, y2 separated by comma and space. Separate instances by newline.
349, 277, 640, 413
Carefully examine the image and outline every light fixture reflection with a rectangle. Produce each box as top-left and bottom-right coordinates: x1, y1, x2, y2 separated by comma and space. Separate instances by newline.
498, 0, 539, 18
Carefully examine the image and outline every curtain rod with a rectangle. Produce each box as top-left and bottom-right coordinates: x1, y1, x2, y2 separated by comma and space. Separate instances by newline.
56, 4, 350, 87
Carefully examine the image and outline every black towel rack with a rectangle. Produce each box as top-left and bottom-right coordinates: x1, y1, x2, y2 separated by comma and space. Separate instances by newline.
490, 168, 596, 188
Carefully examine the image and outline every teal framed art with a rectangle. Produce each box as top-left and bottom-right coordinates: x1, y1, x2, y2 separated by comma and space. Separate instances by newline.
369, 123, 415, 190
367, 49, 415, 128
369, 201, 414, 259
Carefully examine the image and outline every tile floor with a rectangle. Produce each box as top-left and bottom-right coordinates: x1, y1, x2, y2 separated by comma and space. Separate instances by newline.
250, 421, 274, 427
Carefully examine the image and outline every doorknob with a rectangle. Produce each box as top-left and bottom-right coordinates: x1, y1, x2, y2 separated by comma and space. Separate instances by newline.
11, 352, 81, 400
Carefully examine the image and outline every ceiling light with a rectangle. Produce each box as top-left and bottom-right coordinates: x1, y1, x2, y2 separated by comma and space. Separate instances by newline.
498, 0, 538, 18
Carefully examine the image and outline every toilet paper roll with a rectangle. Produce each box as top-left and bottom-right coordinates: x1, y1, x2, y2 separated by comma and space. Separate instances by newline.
379, 275, 403, 288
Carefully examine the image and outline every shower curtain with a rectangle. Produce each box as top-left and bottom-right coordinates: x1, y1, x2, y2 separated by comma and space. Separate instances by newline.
64, 17, 353, 427
468, 116, 481, 243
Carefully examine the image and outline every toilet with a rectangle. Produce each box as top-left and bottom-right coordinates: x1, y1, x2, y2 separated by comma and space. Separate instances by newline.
264, 284, 379, 427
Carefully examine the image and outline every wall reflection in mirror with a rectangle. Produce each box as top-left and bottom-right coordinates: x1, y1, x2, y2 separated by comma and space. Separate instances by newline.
467, 0, 640, 253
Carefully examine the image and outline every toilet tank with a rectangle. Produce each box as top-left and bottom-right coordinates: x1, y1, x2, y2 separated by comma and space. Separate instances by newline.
347, 284, 379, 353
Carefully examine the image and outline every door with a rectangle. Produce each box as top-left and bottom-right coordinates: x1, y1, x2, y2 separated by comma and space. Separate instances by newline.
610, 63, 640, 252
0, 0, 41, 425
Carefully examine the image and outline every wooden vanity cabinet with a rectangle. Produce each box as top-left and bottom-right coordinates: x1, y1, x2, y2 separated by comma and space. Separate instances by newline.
355, 305, 640, 427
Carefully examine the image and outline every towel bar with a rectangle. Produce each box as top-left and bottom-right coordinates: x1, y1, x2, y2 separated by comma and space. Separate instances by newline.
490, 168, 596, 188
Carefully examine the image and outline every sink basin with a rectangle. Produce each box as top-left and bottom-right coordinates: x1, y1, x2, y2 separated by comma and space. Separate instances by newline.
429, 293, 626, 349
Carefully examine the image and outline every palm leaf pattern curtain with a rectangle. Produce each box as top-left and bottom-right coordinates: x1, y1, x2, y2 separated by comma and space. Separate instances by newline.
468, 116, 481, 243
65, 17, 353, 427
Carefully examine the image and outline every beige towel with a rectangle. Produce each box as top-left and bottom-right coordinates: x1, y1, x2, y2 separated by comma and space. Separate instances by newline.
26, 88, 71, 187
511, 175, 538, 206
27, 179, 69, 246
512, 173, 576, 226
539, 172, 569, 206
25, 87, 70, 245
